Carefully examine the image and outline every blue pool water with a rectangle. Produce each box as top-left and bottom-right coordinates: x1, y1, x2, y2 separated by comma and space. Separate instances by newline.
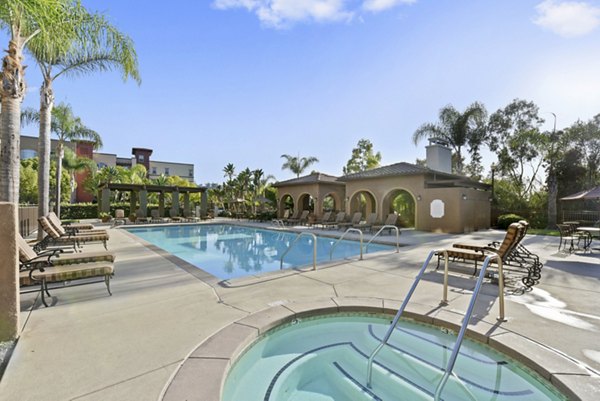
126, 224, 394, 280
223, 314, 567, 401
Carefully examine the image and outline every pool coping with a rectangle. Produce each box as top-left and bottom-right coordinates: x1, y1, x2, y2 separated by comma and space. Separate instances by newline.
158, 297, 600, 401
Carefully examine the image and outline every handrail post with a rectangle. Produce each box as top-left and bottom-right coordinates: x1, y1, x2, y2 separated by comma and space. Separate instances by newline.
366, 225, 400, 253
497, 258, 505, 321
366, 249, 441, 388
440, 250, 449, 305
330, 228, 363, 261
280, 232, 318, 271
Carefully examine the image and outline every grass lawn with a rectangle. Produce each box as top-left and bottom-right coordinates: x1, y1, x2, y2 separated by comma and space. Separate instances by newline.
528, 228, 559, 236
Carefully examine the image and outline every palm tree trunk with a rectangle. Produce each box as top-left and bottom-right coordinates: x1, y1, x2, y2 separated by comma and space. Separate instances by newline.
37, 78, 54, 239
547, 171, 558, 228
70, 173, 76, 204
0, 38, 26, 203
55, 142, 64, 218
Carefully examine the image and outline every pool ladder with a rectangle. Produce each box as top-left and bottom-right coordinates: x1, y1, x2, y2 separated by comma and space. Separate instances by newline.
366, 249, 506, 401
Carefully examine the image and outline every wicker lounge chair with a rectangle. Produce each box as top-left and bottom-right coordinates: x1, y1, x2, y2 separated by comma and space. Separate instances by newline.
46, 212, 107, 236
338, 212, 362, 230
321, 212, 346, 229
371, 214, 399, 234
437, 222, 523, 276
18, 234, 114, 266
48, 211, 96, 231
39, 216, 110, 250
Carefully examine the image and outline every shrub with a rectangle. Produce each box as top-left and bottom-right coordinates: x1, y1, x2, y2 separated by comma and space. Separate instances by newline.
497, 213, 525, 229
60, 202, 159, 220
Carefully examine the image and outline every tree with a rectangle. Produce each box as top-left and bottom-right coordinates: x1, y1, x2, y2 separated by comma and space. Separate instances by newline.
280, 154, 319, 178
487, 99, 546, 201
223, 163, 235, 181
22, 103, 102, 217
412, 102, 487, 175
61, 147, 96, 203
26, 6, 139, 232
0, 0, 77, 202
343, 139, 382, 175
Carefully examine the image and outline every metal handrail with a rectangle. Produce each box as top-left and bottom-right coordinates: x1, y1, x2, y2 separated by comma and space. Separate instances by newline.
272, 219, 285, 228
434, 254, 504, 401
366, 225, 400, 253
366, 249, 444, 388
329, 228, 363, 261
280, 232, 317, 271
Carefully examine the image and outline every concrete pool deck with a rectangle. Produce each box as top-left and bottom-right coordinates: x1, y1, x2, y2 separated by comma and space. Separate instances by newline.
1, 219, 600, 400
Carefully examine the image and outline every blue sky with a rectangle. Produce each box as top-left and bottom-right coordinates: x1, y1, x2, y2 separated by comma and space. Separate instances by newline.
11, 0, 600, 184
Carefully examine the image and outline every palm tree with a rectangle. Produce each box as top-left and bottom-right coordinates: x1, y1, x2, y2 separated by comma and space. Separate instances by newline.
62, 147, 96, 203
223, 163, 235, 181
26, 8, 139, 234
23, 103, 102, 217
0, 0, 78, 202
412, 102, 487, 174
281, 154, 319, 178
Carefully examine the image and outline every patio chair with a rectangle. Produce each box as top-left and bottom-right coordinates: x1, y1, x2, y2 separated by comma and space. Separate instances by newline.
371, 213, 399, 234
353, 212, 378, 232
437, 222, 524, 276
183, 209, 202, 222
321, 212, 346, 229
48, 211, 96, 231
151, 209, 170, 223
39, 216, 110, 250
282, 209, 300, 225
287, 210, 309, 226
338, 212, 362, 231
557, 224, 580, 253
169, 208, 183, 222
18, 234, 114, 267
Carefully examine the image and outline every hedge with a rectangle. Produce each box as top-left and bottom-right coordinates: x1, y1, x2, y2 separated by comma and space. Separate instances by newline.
60, 203, 159, 220
497, 213, 525, 229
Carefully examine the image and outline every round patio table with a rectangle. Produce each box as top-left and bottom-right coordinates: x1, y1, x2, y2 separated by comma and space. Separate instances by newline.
577, 227, 600, 251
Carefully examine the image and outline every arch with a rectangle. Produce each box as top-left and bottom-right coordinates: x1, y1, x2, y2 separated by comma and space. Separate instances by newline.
382, 188, 416, 228
348, 189, 377, 217
321, 192, 340, 212
278, 193, 294, 218
297, 192, 315, 213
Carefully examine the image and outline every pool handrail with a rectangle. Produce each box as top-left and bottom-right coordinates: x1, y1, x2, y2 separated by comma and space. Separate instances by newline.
272, 219, 285, 228
365, 225, 400, 253
329, 228, 363, 261
279, 232, 317, 271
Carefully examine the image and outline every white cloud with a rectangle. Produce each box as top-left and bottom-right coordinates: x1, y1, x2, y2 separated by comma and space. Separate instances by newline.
213, 0, 416, 28
362, 0, 416, 13
533, 0, 600, 37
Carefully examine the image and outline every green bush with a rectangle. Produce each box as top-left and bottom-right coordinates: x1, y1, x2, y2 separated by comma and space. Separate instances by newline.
497, 213, 525, 229
60, 202, 159, 220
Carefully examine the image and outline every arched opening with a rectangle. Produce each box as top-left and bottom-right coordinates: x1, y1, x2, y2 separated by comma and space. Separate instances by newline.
348, 191, 376, 216
297, 193, 315, 212
322, 193, 338, 212
382, 189, 416, 228
279, 194, 294, 218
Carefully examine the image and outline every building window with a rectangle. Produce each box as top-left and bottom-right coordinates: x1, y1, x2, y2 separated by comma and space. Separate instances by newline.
189, 168, 193, 177
138, 154, 145, 162
151, 167, 157, 174
165, 167, 170, 175
97, 162, 107, 169
20, 149, 37, 160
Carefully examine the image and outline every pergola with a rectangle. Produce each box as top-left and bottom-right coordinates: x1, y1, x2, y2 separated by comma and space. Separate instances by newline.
98, 183, 208, 217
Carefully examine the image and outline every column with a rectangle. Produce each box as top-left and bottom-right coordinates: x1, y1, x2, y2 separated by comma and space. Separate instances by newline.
172, 190, 180, 215
139, 189, 148, 215
159, 192, 165, 217
0, 203, 19, 341
200, 191, 208, 218
130, 191, 138, 217
100, 187, 111, 214
183, 192, 190, 217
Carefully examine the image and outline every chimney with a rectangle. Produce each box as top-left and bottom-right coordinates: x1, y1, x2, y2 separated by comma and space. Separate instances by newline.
426, 138, 452, 173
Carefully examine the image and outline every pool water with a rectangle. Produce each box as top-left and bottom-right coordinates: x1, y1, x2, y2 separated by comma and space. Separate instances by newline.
222, 314, 566, 401
126, 224, 394, 280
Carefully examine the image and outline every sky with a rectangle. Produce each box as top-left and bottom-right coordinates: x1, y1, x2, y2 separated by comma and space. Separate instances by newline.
9, 0, 600, 184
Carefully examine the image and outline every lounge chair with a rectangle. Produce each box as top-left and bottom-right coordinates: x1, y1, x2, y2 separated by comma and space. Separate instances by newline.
311, 211, 333, 228
169, 208, 183, 222
371, 214, 399, 234
321, 212, 346, 229
353, 212, 378, 232
39, 216, 110, 250
437, 222, 524, 276
18, 234, 114, 267
46, 212, 108, 236
338, 212, 362, 231
48, 211, 96, 231
183, 209, 202, 222
282, 209, 300, 225
287, 210, 309, 226
151, 209, 170, 223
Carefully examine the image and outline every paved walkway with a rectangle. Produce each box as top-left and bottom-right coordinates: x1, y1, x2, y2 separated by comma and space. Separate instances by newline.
1, 220, 599, 400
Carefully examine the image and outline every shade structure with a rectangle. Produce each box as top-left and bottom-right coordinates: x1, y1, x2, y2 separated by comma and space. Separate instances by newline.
561, 186, 600, 201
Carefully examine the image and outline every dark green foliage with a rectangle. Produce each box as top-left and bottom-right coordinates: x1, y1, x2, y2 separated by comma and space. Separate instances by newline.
60, 202, 158, 219
497, 214, 525, 229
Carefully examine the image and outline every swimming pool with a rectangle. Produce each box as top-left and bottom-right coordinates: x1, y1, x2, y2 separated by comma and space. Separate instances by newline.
126, 224, 394, 280
222, 314, 566, 401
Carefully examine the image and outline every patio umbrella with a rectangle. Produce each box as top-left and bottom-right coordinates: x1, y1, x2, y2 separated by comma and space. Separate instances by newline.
560, 186, 600, 201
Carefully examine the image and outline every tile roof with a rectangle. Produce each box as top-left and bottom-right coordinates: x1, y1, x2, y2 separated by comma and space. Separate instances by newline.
339, 162, 453, 181
273, 172, 344, 187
